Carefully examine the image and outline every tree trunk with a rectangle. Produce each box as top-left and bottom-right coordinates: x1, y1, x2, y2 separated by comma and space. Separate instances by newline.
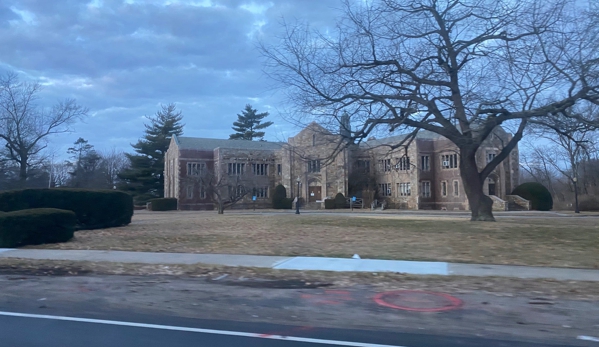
460, 148, 496, 222
18, 157, 28, 188
217, 202, 224, 214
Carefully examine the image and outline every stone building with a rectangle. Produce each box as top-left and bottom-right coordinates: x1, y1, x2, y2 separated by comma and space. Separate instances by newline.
164, 123, 519, 211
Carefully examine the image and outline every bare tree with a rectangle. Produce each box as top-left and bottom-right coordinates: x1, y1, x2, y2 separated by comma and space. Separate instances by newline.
49, 162, 71, 188
187, 168, 255, 214
98, 148, 129, 189
522, 106, 599, 211
0, 72, 88, 185
261, 0, 599, 221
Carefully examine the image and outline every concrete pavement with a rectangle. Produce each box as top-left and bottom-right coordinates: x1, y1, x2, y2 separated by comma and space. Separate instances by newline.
1, 248, 598, 281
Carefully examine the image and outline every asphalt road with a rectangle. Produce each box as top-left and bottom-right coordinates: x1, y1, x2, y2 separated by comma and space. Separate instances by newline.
0, 310, 583, 347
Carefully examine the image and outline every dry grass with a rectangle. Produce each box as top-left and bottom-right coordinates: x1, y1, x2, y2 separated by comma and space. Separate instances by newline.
30, 211, 599, 269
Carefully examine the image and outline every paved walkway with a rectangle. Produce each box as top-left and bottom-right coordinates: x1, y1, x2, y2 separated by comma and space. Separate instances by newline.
1, 249, 598, 281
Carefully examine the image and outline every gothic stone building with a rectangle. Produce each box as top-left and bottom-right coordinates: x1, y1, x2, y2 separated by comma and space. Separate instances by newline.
164, 123, 519, 211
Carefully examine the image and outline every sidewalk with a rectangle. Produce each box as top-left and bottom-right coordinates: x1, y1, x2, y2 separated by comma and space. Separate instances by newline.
1, 248, 598, 281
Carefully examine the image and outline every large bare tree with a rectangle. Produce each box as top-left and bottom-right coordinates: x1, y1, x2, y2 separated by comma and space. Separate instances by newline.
0, 72, 88, 185
261, 0, 599, 221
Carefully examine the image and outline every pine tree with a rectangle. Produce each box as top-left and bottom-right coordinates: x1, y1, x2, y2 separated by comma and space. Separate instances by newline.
118, 104, 184, 203
229, 104, 273, 140
66, 138, 102, 188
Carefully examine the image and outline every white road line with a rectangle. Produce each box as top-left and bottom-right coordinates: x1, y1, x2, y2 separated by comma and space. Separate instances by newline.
0, 311, 407, 347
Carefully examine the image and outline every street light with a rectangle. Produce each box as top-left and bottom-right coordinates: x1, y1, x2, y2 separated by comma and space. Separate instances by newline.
296, 176, 301, 215
573, 177, 580, 214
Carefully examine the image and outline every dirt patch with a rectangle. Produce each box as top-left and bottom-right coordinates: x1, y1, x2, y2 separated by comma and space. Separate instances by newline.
2, 257, 599, 300
26, 211, 599, 268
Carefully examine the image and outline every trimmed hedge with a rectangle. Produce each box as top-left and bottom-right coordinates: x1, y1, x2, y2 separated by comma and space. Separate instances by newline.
148, 198, 178, 211
282, 198, 293, 209
511, 182, 553, 211
0, 208, 76, 248
324, 199, 336, 209
334, 193, 346, 209
0, 189, 133, 230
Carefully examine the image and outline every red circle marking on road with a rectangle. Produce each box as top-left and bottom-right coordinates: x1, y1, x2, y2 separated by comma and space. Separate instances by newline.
373, 290, 463, 312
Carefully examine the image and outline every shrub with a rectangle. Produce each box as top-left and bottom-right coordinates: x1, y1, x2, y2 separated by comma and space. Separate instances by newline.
148, 198, 178, 211
511, 182, 553, 211
334, 192, 346, 209
324, 199, 336, 209
0, 189, 133, 230
579, 196, 599, 211
0, 208, 76, 248
272, 184, 289, 209
281, 198, 293, 209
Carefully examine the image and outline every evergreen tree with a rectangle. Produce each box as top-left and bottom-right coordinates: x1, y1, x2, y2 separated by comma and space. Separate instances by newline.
118, 103, 184, 203
229, 104, 273, 140
66, 137, 102, 188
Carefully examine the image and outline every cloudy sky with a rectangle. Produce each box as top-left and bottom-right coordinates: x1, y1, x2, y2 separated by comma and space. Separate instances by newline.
0, 0, 341, 157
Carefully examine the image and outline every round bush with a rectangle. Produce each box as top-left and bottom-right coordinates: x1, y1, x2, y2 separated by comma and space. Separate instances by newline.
511, 182, 553, 211
272, 184, 288, 209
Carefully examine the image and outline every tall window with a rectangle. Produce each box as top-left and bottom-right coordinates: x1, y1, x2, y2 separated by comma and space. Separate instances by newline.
487, 152, 496, 163
398, 182, 411, 196
187, 162, 205, 176
186, 185, 193, 199
441, 181, 448, 196
253, 163, 268, 176
254, 187, 268, 198
379, 183, 392, 197
441, 153, 458, 169
453, 180, 459, 197
228, 163, 245, 175
357, 160, 370, 173
308, 160, 321, 173
421, 155, 430, 171
229, 185, 245, 198
379, 159, 392, 172
277, 164, 282, 175
421, 181, 431, 197
199, 185, 206, 199
396, 156, 410, 171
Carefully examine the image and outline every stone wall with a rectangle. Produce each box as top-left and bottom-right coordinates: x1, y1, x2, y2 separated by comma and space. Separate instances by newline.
490, 195, 508, 211
285, 123, 349, 201
506, 195, 531, 211
164, 124, 520, 212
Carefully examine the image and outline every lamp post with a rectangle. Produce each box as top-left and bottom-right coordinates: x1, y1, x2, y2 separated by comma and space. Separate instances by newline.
573, 177, 580, 214
296, 176, 301, 215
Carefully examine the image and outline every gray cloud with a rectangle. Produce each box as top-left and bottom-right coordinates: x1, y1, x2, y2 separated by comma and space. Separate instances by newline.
0, 0, 341, 157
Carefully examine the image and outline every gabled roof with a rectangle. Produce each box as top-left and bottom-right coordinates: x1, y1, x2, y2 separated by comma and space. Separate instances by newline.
174, 135, 284, 151
289, 122, 333, 138
359, 130, 443, 148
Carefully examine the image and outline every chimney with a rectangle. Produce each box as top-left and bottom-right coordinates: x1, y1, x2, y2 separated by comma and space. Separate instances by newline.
339, 112, 351, 140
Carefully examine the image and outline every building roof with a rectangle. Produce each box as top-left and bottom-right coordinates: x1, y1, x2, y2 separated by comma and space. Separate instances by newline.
175, 135, 285, 151
359, 130, 443, 148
